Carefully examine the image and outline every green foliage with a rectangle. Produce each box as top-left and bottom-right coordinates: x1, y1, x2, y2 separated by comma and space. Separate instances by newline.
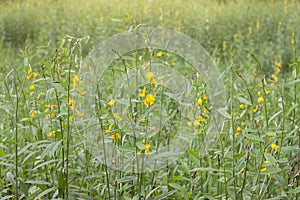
0, 0, 300, 199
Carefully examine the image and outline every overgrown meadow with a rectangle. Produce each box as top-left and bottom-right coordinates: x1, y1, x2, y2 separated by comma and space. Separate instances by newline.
0, 0, 300, 199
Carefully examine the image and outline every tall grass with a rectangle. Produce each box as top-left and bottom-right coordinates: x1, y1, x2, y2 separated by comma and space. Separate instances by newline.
0, 0, 300, 199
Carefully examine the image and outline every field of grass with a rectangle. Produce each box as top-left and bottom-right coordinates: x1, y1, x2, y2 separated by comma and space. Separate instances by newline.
0, 0, 300, 199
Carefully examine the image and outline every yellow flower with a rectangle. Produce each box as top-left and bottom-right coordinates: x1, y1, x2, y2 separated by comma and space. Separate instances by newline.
264, 160, 269, 164
241, 121, 246, 126
139, 119, 145, 123
105, 123, 114, 133
146, 72, 155, 83
144, 143, 151, 154
50, 104, 57, 109
112, 133, 121, 142
264, 89, 271, 94
156, 51, 163, 58
50, 112, 56, 118
203, 95, 208, 100
269, 136, 275, 141
204, 107, 210, 114
257, 96, 264, 104
37, 93, 41, 100
113, 113, 123, 121
260, 167, 267, 172
267, 174, 275, 178
199, 115, 206, 123
197, 98, 203, 107
194, 129, 202, 135
248, 26, 252, 34
272, 75, 278, 82
257, 83, 263, 88
69, 116, 75, 121
107, 99, 115, 107
144, 94, 155, 106
222, 41, 226, 51
257, 91, 262, 97
256, 21, 260, 30
75, 108, 84, 117
253, 105, 259, 113
139, 87, 146, 98
271, 143, 280, 151
47, 131, 55, 139
29, 84, 35, 91
193, 120, 200, 127
187, 121, 193, 127
73, 75, 79, 88
68, 98, 76, 109
234, 132, 240, 137
240, 104, 245, 109
27, 69, 32, 79
236, 126, 242, 132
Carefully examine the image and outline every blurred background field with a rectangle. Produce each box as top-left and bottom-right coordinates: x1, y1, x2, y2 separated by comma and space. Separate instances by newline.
1, 0, 299, 72
1, 0, 300, 199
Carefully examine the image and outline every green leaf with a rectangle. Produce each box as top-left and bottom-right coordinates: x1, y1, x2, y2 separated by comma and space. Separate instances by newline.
154, 190, 176, 200
217, 108, 231, 119
25, 180, 51, 185
136, 142, 146, 150
169, 183, 186, 192
244, 134, 264, 142
288, 186, 300, 193
264, 153, 276, 166
235, 96, 250, 105
281, 146, 300, 154
35, 187, 56, 199
52, 82, 67, 96
117, 176, 137, 183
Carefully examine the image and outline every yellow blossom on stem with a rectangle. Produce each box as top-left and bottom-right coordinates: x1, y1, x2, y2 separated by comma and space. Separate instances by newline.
271, 143, 280, 151
144, 143, 151, 154
198, 115, 206, 123
68, 98, 76, 109
69, 116, 75, 121
204, 107, 210, 114
267, 174, 274, 178
272, 75, 278, 82
73, 75, 79, 88
237, 126, 242, 132
29, 84, 35, 91
194, 120, 200, 127
234, 132, 240, 137
50, 104, 57, 109
139, 119, 145, 124
257, 91, 262, 97
75, 108, 84, 117
257, 96, 264, 104
144, 94, 155, 107
112, 133, 120, 142
105, 123, 114, 133
156, 51, 163, 58
197, 98, 203, 107
107, 99, 115, 107
139, 87, 146, 98
203, 95, 208, 100
48, 131, 55, 139
146, 72, 155, 83
253, 105, 259, 113
260, 167, 267, 172
113, 113, 123, 121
